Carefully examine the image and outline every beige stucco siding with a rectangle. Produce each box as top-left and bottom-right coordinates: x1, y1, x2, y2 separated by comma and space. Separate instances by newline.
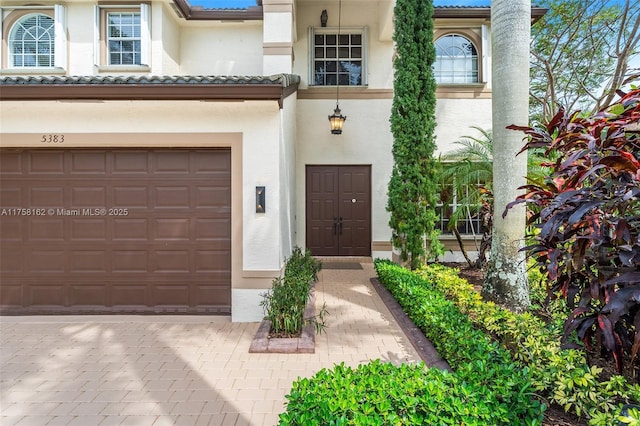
0, 99, 290, 321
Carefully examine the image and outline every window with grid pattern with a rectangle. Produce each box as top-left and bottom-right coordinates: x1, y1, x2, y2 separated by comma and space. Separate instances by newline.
9, 14, 55, 67
107, 12, 141, 65
436, 173, 486, 235
434, 34, 479, 84
312, 32, 363, 86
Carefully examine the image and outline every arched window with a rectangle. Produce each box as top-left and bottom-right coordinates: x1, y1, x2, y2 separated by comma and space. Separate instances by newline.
434, 34, 478, 84
9, 14, 55, 67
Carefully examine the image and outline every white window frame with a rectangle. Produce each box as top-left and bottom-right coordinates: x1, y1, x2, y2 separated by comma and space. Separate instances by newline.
308, 26, 368, 87
437, 167, 486, 236
1, 5, 67, 71
434, 33, 479, 84
94, 3, 150, 69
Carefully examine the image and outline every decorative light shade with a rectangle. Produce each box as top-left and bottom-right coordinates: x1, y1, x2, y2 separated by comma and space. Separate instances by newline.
328, 105, 346, 135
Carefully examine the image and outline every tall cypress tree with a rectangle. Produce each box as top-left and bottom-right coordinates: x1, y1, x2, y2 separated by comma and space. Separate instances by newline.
387, 0, 443, 269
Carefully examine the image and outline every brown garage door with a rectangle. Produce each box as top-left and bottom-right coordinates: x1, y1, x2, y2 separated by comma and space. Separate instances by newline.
0, 149, 231, 314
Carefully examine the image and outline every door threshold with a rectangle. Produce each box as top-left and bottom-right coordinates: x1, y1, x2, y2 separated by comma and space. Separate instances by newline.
313, 256, 373, 263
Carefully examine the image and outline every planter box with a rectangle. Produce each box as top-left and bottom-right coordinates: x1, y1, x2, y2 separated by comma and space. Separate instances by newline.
249, 285, 316, 354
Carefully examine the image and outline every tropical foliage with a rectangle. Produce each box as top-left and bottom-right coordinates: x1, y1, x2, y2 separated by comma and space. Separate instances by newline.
375, 260, 640, 424
506, 88, 640, 374
530, 0, 640, 122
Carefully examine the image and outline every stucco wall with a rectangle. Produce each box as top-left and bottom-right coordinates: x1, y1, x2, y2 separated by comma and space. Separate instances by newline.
179, 22, 263, 76
435, 98, 493, 154
295, 98, 394, 251
293, 1, 394, 90
0, 99, 288, 322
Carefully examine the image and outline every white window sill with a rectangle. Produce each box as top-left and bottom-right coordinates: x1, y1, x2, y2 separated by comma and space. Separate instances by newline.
97, 65, 151, 73
0, 67, 67, 76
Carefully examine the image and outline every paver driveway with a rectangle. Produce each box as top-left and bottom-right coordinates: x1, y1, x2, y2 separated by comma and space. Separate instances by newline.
1, 261, 421, 426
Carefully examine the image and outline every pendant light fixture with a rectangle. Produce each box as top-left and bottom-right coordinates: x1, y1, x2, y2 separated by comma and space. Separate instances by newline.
328, 0, 346, 135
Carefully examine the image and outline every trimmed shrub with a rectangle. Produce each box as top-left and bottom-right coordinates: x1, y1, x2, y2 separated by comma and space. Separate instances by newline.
413, 262, 640, 424
280, 360, 539, 426
279, 260, 545, 425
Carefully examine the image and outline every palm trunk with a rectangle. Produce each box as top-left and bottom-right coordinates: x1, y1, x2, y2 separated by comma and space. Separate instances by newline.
481, 0, 531, 312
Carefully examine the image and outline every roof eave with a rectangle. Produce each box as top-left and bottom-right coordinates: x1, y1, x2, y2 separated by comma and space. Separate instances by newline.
434, 7, 548, 23
173, 0, 263, 21
0, 83, 298, 108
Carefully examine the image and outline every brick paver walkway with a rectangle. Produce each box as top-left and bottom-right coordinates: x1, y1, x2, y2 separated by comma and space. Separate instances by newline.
1, 261, 421, 426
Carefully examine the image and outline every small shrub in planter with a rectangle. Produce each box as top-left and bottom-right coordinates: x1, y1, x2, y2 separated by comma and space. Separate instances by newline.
260, 247, 326, 337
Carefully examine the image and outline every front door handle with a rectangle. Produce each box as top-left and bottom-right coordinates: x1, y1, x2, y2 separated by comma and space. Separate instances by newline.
338, 217, 343, 235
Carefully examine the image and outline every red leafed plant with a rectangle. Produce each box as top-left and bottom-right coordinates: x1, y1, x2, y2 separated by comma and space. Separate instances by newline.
506, 88, 640, 374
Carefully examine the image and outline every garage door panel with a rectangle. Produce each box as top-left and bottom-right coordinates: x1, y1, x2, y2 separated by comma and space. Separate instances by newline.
1, 250, 22, 272
71, 187, 107, 207
154, 187, 189, 208
113, 187, 148, 207
70, 152, 107, 174
30, 218, 65, 240
30, 187, 64, 207
30, 284, 66, 306
28, 251, 66, 272
29, 151, 65, 174
69, 285, 107, 306
196, 251, 231, 273
111, 285, 147, 306
0, 152, 22, 174
154, 250, 190, 272
195, 219, 231, 240
196, 186, 230, 208
154, 285, 190, 305
0, 187, 22, 207
112, 151, 149, 174
113, 218, 148, 240
1, 217, 22, 241
155, 218, 190, 240
1, 149, 231, 314
197, 285, 231, 306
71, 250, 107, 272
154, 151, 190, 173
71, 219, 107, 240
112, 250, 148, 272
0, 284, 22, 306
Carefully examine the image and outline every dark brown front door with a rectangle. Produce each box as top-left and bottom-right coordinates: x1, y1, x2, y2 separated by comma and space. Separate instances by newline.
306, 165, 371, 256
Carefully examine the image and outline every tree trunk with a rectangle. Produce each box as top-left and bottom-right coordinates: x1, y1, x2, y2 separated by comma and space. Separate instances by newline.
481, 0, 531, 312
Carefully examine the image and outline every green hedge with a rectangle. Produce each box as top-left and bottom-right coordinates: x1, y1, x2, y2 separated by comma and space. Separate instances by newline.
278, 260, 545, 425
412, 262, 640, 425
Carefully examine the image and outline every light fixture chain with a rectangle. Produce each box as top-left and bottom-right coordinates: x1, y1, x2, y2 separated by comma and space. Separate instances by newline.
336, 0, 342, 105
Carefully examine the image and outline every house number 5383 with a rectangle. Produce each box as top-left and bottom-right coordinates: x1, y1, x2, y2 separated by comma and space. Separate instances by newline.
41, 134, 65, 143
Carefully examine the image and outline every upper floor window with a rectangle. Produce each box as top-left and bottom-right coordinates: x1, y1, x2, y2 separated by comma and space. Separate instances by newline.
1, 6, 66, 71
95, 4, 150, 69
107, 12, 141, 65
434, 34, 479, 84
9, 14, 55, 67
310, 27, 367, 86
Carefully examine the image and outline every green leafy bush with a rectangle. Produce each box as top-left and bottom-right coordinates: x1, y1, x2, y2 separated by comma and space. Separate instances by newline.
260, 247, 324, 336
280, 360, 539, 426
411, 262, 640, 424
374, 260, 544, 423
280, 260, 545, 425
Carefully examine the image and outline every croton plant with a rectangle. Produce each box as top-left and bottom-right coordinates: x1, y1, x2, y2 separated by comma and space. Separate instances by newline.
506, 88, 640, 373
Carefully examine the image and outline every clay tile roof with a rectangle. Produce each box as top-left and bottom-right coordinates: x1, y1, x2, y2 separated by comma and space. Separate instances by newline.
0, 74, 300, 107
